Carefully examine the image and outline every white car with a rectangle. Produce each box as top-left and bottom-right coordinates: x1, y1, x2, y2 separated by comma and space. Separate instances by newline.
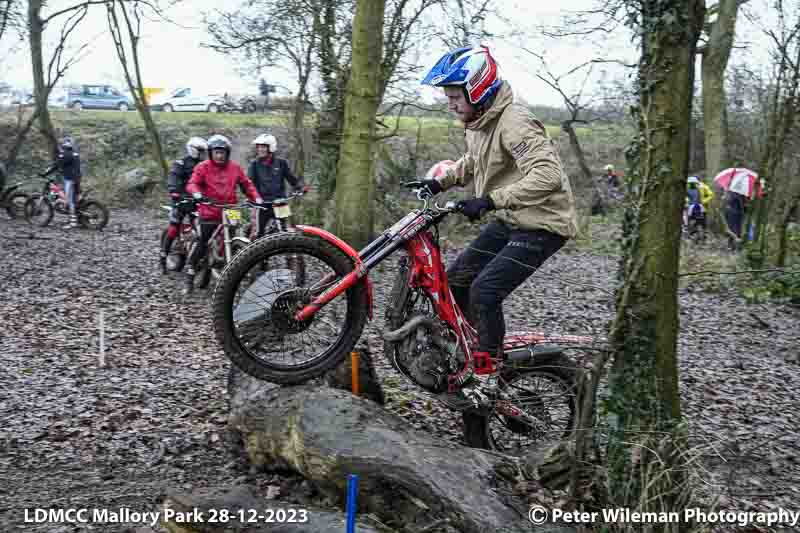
148, 87, 224, 113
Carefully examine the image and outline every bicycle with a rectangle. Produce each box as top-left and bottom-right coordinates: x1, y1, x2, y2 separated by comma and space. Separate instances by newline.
24, 176, 109, 230
211, 181, 597, 455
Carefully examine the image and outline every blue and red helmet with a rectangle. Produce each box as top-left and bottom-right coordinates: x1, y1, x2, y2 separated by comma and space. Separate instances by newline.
421, 45, 502, 107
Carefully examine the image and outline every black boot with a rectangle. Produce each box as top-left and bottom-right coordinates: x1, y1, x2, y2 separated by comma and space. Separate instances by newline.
159, 253, 168, 274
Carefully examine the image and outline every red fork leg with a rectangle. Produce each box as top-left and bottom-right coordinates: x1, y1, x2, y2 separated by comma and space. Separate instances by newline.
294, 270, 361, 321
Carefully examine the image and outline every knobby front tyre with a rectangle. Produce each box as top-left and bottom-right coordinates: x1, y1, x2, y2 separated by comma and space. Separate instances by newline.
212, 232, 369, 384
78, 200, 109, 230
24, 196, 54, 227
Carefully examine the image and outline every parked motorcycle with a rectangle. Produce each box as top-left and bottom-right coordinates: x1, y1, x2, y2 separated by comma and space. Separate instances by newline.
0, 181, 31, 219
24, 176, 109, 230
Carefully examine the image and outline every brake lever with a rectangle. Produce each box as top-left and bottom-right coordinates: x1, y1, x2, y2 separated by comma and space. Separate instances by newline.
401, 179, 425, 189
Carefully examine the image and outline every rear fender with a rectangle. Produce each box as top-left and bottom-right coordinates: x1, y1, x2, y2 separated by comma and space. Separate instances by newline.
295, 225, 374, 320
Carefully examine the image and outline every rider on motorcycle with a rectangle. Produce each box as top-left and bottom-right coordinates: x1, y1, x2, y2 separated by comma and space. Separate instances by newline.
184, 134, 263, 294
246, 133, 306, 239
160, 136, 207, 274
419, 44, 579, 410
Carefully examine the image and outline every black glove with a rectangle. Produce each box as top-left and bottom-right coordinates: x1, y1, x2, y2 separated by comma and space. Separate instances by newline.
421, 178, 443, 196
457, 197, 494, 221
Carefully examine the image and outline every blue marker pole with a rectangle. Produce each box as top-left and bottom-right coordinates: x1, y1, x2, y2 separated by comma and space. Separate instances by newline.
346, 474, 359, 533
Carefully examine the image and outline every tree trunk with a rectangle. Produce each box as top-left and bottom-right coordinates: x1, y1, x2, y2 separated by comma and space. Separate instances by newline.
291, 89, 308, 178
606, 0, 704, 522
333, 0, 385, 248
775, 187, 800, 266
701, 0, 741, 234
563, 120, 606, 217
27, 0, 58, 158
107, 0, 168, 179
311, 0, 346, 227
701, 0, 740, 176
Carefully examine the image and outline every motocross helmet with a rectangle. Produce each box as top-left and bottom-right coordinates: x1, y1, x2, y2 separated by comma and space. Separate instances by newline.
207, 134, 232, 164
252, 133, 277, 153
186, 137, 208, 159
420, 45, 502, 107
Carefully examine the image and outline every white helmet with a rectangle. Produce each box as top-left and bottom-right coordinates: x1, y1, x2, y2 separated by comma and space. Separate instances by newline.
252, 133, 277, 153
186, 137, 207, 159
687, 176, 700, 184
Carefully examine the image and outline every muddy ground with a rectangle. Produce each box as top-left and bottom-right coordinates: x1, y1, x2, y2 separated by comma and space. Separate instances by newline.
0, 208, 798, 532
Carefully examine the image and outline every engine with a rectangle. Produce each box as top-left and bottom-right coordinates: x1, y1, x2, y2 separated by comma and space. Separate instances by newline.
383, 313, 463, 393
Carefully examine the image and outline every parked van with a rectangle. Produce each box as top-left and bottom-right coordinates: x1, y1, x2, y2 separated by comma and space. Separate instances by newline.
66, 84, 133, 111
148, 87, 224, 113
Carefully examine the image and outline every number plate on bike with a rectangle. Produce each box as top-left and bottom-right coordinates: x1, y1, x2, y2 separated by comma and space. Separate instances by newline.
225, 209, 242, 223
274, 203, 291, 219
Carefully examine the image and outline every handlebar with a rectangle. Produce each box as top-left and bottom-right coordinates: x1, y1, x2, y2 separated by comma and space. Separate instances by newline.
182, 190, 307, 209
400, 179, 459, 214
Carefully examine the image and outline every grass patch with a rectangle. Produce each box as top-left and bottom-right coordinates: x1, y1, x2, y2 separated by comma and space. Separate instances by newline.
48, 109, 290, 129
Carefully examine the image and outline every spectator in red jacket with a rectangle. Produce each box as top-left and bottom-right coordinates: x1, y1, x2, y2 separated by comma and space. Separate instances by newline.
184, 134, 262, 294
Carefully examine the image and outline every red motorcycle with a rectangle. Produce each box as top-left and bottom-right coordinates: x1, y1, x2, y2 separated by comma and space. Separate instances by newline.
25, 176, 109, 230
213, 182, 596, 453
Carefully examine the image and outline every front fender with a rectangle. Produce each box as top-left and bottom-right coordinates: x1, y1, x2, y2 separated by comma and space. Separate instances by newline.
231, 236, 251, 247
295, 225, 374, 321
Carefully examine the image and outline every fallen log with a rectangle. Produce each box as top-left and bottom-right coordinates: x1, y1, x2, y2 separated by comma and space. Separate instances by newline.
228, 383, 575, 533
160, 485, 393, 533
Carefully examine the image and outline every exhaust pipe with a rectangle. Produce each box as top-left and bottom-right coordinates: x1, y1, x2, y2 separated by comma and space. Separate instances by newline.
382, 314, 437, 341
383, 315, 456, 353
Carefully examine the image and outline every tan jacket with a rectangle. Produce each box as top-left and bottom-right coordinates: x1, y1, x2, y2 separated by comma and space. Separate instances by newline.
437, 82, 579, 239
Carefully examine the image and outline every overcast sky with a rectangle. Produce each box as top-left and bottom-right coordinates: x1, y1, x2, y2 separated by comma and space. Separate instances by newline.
0, 0, 774, 108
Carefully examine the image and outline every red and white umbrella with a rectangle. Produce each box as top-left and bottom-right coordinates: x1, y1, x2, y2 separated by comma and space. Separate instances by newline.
713, 167, 764, 198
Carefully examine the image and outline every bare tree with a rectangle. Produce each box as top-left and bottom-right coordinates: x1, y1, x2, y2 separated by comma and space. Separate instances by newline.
748, 0, 800, 265
437, 0, 501, 48
0, 0, 22, 42
28, 0, 93, 158
106, 0, 169, 178
525, 52, 634, 216
206, 0, 319, 177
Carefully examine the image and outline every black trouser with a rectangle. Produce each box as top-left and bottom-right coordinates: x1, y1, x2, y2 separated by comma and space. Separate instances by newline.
255, 207, 276, 237
724, 206, 744, 249
447, 220, 566, 355
187, 219, 219, 273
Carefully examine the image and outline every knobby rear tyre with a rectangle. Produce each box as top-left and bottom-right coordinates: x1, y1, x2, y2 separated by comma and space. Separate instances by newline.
462, 351, 577, 453
212, 233, 369, 384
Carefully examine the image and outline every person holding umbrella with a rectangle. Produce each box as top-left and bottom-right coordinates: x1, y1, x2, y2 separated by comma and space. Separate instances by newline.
713, 166, 764, 251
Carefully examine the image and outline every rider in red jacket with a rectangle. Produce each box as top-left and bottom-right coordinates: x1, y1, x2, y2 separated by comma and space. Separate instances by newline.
184, 134, 262, 294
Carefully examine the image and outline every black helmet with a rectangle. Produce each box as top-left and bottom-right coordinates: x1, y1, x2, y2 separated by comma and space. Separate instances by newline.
61, 137, 74, 150
207, 134, 231, 163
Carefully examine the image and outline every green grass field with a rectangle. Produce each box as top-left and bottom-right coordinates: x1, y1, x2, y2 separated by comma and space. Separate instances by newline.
46, 108, 292, 129
2, 107, 622, 147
